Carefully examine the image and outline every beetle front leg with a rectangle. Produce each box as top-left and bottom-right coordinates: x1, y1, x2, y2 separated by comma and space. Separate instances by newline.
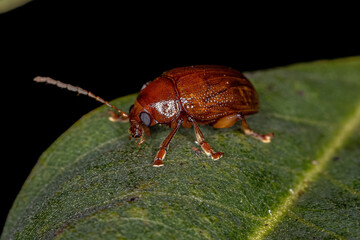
192, 120, 224, 160
240, 115, 274, 143
108, 110, 129, 122
153, 118, 183, 167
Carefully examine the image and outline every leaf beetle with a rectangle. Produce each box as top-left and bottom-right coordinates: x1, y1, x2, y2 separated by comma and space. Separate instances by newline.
34, 65, 273, 167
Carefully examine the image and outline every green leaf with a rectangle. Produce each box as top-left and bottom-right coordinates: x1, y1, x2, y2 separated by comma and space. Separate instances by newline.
0, 0, 31, 14
2, 57, 360, 239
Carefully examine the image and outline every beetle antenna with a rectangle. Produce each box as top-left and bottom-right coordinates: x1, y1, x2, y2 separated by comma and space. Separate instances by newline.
34, 76, 129, 120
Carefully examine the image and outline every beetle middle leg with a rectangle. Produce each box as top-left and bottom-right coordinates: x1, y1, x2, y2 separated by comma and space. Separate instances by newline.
153, 118, 184, 167
192, 119, 224, 160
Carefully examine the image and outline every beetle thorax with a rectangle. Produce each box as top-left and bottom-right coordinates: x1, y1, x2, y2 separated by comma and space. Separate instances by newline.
136, 77, 181, 124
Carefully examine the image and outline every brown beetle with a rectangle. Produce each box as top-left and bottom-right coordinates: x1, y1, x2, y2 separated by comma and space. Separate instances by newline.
34, 65, 273, 167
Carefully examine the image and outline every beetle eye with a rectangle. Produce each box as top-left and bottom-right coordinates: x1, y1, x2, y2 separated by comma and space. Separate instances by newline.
140, 112, 151, 126
129, 104, 134, 113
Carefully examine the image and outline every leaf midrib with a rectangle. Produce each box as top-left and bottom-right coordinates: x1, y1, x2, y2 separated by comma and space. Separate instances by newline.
250, 99, 360, 239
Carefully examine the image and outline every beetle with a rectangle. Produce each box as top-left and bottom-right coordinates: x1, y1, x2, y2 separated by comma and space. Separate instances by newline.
34, 65, 273, 167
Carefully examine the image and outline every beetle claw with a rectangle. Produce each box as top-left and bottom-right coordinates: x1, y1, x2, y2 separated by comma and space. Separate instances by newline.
261, 133, 274, 143
211, 152, 224, 160
136, 135, 145, 146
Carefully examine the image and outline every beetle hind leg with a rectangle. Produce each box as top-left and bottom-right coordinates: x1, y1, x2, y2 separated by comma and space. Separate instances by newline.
192, 120, 224, 160
240, 115, 274, 143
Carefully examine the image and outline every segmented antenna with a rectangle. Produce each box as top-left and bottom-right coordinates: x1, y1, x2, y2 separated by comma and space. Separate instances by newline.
34, 76, 129, 120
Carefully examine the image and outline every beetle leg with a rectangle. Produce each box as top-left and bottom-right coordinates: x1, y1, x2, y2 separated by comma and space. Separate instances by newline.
240, 115, 274, 143
108, 110, 129, 122
153, 118, 183, 167
192, 120, 224, 160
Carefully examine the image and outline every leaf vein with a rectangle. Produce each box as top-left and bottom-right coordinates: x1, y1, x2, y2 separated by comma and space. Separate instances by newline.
249, 100, 360, 239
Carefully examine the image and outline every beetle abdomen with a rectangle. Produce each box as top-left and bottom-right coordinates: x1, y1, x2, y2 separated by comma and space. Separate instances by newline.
164, 66, 259, 122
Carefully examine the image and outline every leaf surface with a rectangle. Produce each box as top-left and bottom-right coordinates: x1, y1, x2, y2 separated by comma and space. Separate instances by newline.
0, 0, 31, 13
2, 57, 360, 239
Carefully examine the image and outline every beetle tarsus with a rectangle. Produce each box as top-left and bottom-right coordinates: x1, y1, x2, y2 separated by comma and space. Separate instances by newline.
241, 116, 274, 143
137, 135, 145, 146
197, 141, 224, 160
153, 149, 165, 167
153, 159, 164, 167
211, 151, 224, 160
108, 110, 129, 122
192, 120, 224, 161
192, 147, 202, 156
261, 133, 274, 143
153, 148, 166, 167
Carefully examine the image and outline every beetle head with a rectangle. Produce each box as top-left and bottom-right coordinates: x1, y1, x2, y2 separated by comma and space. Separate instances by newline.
128, 100, 153, 145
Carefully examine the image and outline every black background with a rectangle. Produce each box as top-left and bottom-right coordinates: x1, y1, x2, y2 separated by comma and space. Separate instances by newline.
1, 0, 359, 233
